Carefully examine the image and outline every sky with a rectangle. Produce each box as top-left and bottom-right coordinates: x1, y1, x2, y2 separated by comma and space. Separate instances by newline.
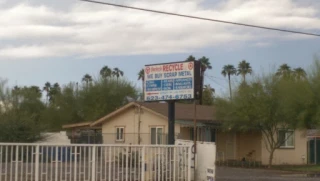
0, 0, 319, 96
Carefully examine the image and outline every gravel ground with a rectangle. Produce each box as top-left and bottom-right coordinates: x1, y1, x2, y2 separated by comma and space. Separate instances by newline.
216, 167, 320, 181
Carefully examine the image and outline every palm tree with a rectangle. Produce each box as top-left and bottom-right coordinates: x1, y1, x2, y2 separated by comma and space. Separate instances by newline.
43, 82, 51, 104
185, 55, 196, 62
199, 56, 212, 73
237, 60, 252, 82
293, 67, 307, 80
221, 64, 237, 99
276, 64, 292, 78
82, 74, 93, 88
138, 69, 145, 100
198, 56, 212, 105
100, 66, 112, 79
112, 68, 124, 84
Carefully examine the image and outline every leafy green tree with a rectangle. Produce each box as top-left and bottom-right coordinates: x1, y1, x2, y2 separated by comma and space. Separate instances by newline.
202, 84, 215, 105
112, 68, 124, 84
302, 60, 320, 129
100, 66, 112, 79
0, 82, 45, 142
48, 83, 61, 104
216, 74, 313, 167
237, 60, 252, 82
221, 64, 237, 99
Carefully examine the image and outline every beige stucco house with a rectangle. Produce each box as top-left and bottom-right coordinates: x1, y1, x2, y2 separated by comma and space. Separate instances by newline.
63, 102, 315, 165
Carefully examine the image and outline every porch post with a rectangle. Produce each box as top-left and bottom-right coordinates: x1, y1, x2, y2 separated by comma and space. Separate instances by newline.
168, 101, 175, 145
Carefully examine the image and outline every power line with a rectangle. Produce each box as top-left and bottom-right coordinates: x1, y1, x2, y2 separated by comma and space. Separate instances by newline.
205, 75, 227, 89
80, 0, 320, 37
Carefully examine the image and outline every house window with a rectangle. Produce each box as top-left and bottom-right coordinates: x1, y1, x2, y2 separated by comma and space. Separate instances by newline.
116, 127, 124, 141
278, 130, 294, 148
151, 127, 163, 145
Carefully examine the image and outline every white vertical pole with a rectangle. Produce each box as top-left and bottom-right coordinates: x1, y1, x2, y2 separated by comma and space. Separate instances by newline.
91, 146, 96, 181
35, 145, 40, 181
173, 147, 176, 181
74, 146, 77, 181
55, 147, 58, 181
141, 146, 145, 181
108, 147, 111, 181
0, 146, 3, 181
125, 146, 129, 181
15, 146, 18, 181
188, 146, 192, 181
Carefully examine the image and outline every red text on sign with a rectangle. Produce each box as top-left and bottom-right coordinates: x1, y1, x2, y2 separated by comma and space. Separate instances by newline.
163, 63, 183, 72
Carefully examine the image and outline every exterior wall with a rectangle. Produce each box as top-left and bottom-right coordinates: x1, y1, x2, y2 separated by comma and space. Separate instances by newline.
261, 129, 308, 165
216, 131, 236, 160
179, 127, 190, 140
216, 131, 262, 161
102, 106, 181, 144
236, 131, 262, 162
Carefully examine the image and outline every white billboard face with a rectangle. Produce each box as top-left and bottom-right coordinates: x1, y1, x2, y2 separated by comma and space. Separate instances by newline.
144, 61, 195, 101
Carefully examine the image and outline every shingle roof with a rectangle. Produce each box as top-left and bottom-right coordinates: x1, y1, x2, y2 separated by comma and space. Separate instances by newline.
62, 102, 216, 129
137, 102, 215, 121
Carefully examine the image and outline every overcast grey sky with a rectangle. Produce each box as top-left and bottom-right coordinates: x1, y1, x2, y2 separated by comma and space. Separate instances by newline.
0, 0, 319, 95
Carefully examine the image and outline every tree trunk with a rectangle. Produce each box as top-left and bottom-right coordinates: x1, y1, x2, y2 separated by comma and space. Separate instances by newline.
268, 148, 275, 168
243, 75, 246, 83
200, 71, 205, 105
142, 80, 144, 101
228, 74, 232, 99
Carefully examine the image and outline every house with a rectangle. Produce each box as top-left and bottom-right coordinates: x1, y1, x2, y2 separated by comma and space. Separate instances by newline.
62, 102, 317, 165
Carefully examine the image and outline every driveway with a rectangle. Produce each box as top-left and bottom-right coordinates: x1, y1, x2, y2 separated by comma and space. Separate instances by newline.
216, 167, 320, 181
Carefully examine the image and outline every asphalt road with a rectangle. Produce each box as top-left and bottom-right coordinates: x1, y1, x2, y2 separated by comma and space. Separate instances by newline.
216, 167, 320, 181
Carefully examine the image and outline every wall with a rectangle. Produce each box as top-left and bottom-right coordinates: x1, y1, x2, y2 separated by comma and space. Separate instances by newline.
176, 139, 216, 181
261, 129, 307, 165
179, 127, 191, 140
102, 106, 181, 144
236, 131, 262, 162
216, 131, 236, 160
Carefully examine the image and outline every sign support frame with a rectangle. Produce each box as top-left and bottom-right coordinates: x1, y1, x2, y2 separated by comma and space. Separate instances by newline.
168, 100, 175, 145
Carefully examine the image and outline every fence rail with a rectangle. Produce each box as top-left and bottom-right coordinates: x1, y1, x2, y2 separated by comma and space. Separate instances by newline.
0, 143, 191, 181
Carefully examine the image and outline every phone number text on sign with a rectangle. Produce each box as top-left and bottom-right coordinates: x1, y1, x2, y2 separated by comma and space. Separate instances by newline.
144, 61, 195, 101
146, 94, 192, 101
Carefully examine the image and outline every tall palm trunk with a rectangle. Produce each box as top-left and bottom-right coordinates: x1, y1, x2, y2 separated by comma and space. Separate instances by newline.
142, 80, 144, 101
199, 70, 205, 105
228, 74, 232, 99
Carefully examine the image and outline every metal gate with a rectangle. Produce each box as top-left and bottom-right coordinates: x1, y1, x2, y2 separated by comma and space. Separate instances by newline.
0, 143, 191, 181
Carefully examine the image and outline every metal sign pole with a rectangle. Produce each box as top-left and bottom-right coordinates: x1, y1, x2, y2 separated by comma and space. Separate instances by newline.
193, 99, 197, 180
168, 101, 175, 145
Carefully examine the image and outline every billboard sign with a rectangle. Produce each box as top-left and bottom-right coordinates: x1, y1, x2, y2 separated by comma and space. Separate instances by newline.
144, 61, 199, 101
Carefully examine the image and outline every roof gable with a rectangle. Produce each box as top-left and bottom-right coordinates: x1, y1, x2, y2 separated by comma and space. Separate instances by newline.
90, 102, 167, 127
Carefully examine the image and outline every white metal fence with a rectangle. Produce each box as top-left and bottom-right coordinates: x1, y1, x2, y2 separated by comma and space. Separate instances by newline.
0, 143, 191, 181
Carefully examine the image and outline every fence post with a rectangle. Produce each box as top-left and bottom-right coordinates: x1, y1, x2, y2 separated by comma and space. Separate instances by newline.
35, 145, 40, 181
188, 146, 192, 181
141, 146, 145, 181
74, 146, 77, 181
91, 146, 96, 181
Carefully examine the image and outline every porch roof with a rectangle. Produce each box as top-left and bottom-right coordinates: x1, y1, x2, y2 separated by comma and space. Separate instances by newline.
176, 120, 206, 127
176, 120, 220, 128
